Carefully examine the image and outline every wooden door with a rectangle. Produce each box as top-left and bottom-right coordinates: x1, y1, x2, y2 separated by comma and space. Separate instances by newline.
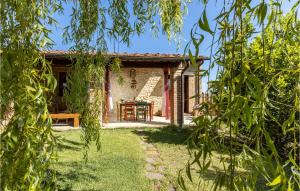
184, 76, 189, 113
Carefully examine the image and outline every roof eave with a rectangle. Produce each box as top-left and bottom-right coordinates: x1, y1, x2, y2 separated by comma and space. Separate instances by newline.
41, 51, 210, 62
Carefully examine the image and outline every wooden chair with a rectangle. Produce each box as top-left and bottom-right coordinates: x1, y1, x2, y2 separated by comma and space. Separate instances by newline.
124, 101, 135, 121
136, 102, 148, 121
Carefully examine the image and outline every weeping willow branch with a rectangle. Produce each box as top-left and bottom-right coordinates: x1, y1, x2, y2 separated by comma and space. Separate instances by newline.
183, 0, 300, 190
0, 0, 61, 189
1, 0, 188, 189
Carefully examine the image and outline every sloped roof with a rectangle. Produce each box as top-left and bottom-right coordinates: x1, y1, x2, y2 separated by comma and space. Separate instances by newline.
42, 50, 209, 62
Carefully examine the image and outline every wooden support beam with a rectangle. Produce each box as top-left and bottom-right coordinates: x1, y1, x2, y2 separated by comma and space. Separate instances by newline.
104, 67, 110, 123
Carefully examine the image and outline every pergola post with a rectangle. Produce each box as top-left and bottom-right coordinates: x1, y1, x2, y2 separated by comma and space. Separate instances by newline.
162, 67, 170, 119
195, 60, 203, 105
170, 63, 185, 126
104, 66, 110, 123
170, 67, 175, 124
195, 67, 200, 105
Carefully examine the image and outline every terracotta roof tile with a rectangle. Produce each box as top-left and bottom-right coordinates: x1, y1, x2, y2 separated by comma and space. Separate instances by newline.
41, 50, 209, 61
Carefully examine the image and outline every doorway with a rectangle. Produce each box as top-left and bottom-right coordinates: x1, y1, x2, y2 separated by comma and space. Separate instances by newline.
184, 75, 189, 113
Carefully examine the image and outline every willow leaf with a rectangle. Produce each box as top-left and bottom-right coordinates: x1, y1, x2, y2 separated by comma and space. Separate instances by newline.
267, 175, 282, 186
198, 10, 213, 35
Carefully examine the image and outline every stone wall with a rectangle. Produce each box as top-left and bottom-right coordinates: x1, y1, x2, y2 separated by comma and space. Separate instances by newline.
109, 67, 164, 120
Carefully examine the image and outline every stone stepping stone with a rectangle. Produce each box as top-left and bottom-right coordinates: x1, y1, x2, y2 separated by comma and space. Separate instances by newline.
145, 143, 155, 148
140, 137, 167, 186
168, 185, 176, 191
146, 172, 164, 180
157, 165, 165, 172
147, 157, 163, 165
146, 157, 157, 164
146, 164, 156, 172
146, 147, 157, 152
146, 150, 160, 157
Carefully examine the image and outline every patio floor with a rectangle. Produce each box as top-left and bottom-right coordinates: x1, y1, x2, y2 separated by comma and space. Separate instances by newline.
52, 114, 195, 131
103, 116, 171, 129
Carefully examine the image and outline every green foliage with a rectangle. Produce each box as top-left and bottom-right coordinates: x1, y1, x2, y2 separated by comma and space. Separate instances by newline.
0, 0, 61, 189
1, 0, 187, 190
63, 55, 105, 159
184, 1, 300, 190
62, 0, 188, 162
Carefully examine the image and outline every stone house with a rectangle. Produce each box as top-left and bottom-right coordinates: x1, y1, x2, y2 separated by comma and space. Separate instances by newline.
44, 50, 208, 127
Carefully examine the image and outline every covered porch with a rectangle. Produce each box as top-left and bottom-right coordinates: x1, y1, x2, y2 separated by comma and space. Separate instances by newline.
43, 51, 207, 128
103, 53, 205, 127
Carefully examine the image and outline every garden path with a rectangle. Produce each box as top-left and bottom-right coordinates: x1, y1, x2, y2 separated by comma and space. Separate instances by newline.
136, 129, 176, 191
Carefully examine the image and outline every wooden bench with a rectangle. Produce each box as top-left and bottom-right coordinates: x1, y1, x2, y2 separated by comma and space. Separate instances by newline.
50, 113, 80, 128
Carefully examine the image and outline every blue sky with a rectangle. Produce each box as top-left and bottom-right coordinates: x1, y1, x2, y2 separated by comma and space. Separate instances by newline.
50, 0, 217, 91
51, 1, 216, 55
49, 0, 296, 92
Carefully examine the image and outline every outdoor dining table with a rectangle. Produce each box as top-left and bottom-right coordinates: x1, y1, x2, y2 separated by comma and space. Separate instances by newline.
117, 101, 152, 122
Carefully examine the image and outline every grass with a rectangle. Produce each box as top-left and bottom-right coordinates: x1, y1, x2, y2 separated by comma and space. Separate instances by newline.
133, 127, 196, 190
137, 127, 229, 191
52, 129, 152, 191
53, 127, 231, 191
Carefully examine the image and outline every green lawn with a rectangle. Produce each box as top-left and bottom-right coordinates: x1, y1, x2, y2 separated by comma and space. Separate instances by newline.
53, 127, 228, 191
136, 127, 227, 191
53, 129, 152, 191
